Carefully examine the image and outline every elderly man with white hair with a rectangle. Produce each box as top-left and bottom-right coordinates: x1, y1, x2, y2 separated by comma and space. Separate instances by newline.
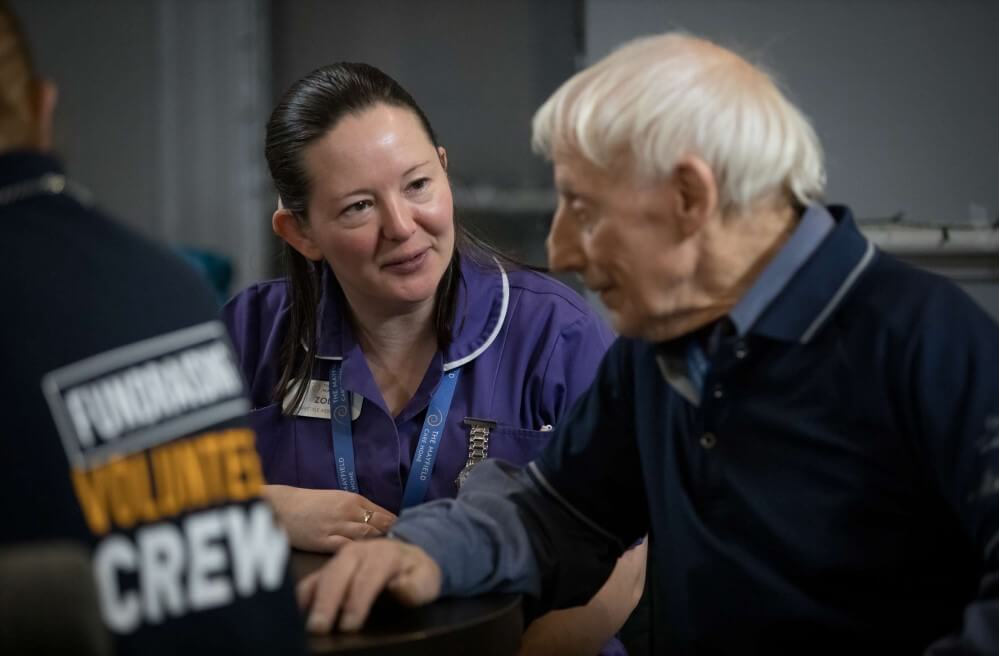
298, 33, 999, 654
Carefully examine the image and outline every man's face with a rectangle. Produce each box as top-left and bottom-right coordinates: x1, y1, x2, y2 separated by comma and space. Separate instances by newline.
547, 151, 703, 341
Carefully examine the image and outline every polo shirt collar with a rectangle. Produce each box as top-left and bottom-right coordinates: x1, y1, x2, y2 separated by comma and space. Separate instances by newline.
729, 204, 835, 335
751, 205, 877, 343
655, 204, 877, 405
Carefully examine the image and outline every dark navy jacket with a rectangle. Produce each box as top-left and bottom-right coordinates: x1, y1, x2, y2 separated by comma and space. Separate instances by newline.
394, 206, 999, 654
0, 151, 305, 656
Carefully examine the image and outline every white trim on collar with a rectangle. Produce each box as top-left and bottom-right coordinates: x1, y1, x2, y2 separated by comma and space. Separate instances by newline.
306, 260, 510, 370
443, 260, 509, 371
304, 261, 508, 412
800, 240, 876, 343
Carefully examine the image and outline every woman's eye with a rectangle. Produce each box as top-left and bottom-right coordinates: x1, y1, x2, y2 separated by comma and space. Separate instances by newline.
342, 200, 371, 216
407, 177, 431, 192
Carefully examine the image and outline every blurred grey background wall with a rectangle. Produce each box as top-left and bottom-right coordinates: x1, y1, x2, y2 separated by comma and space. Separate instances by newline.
11, 0, 999, 317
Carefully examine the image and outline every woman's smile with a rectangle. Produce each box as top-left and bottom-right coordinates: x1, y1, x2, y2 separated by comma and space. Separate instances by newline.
381, 248, 429, 274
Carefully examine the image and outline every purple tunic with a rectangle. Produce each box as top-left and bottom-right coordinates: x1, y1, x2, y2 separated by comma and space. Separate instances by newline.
222, 257, 614, 515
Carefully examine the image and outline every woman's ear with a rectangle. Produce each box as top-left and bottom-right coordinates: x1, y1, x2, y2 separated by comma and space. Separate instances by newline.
670, 155, 718, 239
437, 146, 448, 173
272, 208, 323, 261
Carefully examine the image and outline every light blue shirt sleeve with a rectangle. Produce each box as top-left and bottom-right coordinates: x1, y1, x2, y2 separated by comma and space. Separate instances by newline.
390, 460, 543, 597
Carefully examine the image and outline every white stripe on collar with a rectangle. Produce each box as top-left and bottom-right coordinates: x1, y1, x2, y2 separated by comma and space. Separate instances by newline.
800, 240, 876, 343
309, 260, 510, 370
443, 259, 509, 371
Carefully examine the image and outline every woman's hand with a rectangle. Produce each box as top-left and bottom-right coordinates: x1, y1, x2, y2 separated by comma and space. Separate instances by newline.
263, 484, 397, 553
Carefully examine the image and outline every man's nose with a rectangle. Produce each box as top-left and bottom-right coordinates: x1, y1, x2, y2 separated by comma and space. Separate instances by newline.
546, 208, 585, 272
381, 197, 417, 240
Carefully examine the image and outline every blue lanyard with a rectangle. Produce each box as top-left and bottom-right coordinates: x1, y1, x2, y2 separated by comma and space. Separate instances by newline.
329, 362, 359, 493
329, 363, 462, 508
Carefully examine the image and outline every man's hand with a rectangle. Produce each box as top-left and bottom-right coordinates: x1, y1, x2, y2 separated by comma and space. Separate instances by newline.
263, 484, 396, 552
297, 539, 443, 633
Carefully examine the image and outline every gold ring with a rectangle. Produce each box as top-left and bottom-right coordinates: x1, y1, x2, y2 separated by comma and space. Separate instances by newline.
362, 509, 374, 524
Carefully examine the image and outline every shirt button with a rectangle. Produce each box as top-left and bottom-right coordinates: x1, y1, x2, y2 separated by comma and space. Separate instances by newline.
712, 384, 724, 399
734, 341, 749, 359
700, 432, 717, 449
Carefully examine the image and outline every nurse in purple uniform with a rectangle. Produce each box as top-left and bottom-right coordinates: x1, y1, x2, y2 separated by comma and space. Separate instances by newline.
223, 63, 645, 655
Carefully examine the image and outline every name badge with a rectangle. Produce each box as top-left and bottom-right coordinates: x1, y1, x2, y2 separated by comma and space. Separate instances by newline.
286, 379, 362, 420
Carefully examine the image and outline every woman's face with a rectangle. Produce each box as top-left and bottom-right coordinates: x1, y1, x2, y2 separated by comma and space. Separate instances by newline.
300, 103, 455, 314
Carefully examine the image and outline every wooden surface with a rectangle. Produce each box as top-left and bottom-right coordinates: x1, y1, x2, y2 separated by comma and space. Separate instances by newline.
292, 551, 523, 656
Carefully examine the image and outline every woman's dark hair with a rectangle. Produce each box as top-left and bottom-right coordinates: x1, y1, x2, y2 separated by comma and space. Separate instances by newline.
265, 62, 517, 412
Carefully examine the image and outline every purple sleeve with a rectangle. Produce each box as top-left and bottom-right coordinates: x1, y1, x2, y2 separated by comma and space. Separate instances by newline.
221, 285, 263, 391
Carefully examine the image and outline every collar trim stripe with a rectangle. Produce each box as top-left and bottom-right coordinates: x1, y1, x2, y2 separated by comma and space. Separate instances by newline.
800, 240, 876, 343
443, 259, 509, 371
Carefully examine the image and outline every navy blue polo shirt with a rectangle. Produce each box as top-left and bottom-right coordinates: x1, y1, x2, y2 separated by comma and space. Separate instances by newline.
532, 205, 999, 652
396, 204, 999, 654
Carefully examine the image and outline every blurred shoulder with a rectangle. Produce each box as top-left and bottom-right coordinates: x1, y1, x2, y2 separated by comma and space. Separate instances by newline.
504, 267, 615, 349
504, 266, 604, 324
224, 278, 291, 317
852, 252, 998, 339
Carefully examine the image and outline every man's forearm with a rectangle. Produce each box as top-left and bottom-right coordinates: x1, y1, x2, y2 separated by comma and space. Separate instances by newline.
390, 460, 544, 597
391, 459, 624, 613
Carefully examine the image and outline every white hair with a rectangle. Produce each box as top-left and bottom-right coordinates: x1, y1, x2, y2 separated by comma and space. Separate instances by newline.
532, 33, 826, 213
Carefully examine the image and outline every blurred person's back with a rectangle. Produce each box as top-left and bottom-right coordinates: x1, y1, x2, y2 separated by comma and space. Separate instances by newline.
0, 3, 306, 654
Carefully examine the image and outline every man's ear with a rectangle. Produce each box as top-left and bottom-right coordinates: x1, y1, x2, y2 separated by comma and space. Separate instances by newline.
670, 155, 718, 239
31, 78, 58, 152
272, 208, 323, 261
437, 146, 448, 173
